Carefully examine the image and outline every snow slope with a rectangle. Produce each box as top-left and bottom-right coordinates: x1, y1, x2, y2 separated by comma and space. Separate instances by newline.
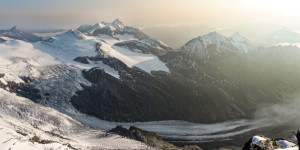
98, 35, 170, 73
0, 40, 59, 84
34, 28, 169, 74
0, 88, 150, 150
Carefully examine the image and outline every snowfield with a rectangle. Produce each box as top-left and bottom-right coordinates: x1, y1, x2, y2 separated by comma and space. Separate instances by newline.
0, 88, 150, 150
0, 40, 59, 84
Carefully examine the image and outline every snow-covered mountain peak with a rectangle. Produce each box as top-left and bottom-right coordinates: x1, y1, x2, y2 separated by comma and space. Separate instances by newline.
0, 26, 42, 43
203, 31, 223, 37
200, 31, 228, 43
10, 26, 19, 31
179, 31, 256, 57
93, 22, 105, 29
230, 32, 246, 42
88, 19, 125, 34
64, 29, 88, 40
112, 18, 124, 28
66, 29, 80, 35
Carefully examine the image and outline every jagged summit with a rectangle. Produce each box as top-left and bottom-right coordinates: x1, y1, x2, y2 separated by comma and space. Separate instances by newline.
200, 31, 227, 42
112, 18, 124, 27
10, 26, 19, 31
230, 32, 246, 42
179, 31, 256, 57
77, 19, 149, 39
88, 18, 125, 34
0, 26, 42, 42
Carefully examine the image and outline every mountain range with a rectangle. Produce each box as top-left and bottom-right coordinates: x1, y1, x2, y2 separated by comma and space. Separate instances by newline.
1, 19, 300, 149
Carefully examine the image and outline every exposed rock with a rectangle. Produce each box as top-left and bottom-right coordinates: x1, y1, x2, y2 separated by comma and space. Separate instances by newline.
297, 130, 300, 149
0, 75, 42, 102
73, 56, 90, 64
243, 135, 297, 150
71, 61, 248, 123
109, 126, 202, 150
17, 85, 42, 103
0, 37, 5, 43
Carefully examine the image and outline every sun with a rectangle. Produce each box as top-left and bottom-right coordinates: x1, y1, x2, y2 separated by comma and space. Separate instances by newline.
249, 0, 300, 16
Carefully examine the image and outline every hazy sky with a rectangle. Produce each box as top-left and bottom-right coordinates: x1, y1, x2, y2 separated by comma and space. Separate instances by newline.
1, 0, 300, 46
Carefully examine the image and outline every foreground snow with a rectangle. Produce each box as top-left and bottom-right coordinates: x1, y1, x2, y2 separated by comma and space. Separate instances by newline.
0, 88, 150, 149
251, 135, 298, 150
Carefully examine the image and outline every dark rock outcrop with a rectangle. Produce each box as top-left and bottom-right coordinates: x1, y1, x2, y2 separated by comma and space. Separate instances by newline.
73, 56, 90, 64
297, 130, 300, 149
0, 37, 5, 43
71, 32, 300, 124
17, 86, 42, 103
71, 61, 249, 123
0, 75, 41, 102
109, 126, 202, 150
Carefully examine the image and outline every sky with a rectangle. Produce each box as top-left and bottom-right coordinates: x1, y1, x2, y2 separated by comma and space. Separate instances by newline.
1, 0, 300, 47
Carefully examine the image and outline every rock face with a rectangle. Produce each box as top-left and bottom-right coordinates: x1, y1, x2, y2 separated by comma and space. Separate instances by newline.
71, 61, 249, 123
0, 26, 42, 42
109, 126, 202, 150
71, 31, 300, 124
4, 19, 300, 126
0, 74, 41, 102
73, 56, 90, 64
67, 31, 298, 123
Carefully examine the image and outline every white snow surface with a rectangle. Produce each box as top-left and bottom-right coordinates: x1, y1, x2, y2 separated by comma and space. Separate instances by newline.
277, 42, 300, 49
251, 136, 267, 143
0, 40, 60, 83
33, 29, 169, 74
93, 33, 170, 73
180, 31, 257, 57
0, 88, 150, 150
276, 147, 299, 150
277, 140, 296, 149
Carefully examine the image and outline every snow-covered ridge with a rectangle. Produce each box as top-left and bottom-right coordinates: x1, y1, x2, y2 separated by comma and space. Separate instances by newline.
0, 26, 42, 43
180, 31, 257, 57
87, 18, 125, 34
230, 32, 246, 42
